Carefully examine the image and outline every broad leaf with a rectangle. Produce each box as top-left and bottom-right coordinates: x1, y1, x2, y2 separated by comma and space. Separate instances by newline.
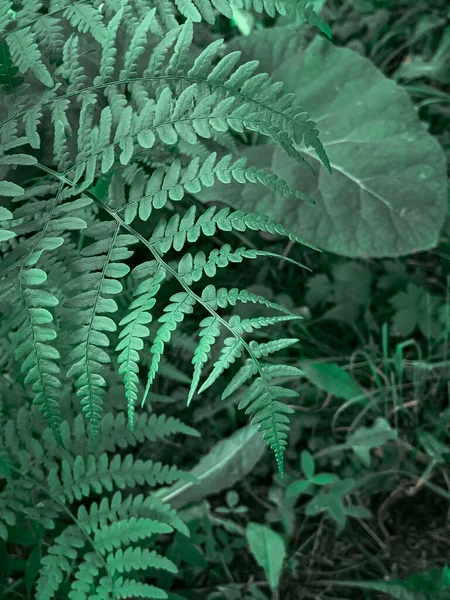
156, 425, 266, 509
246, 522, 286, 590
218, 28, 447, 258
301, 362, 365, 401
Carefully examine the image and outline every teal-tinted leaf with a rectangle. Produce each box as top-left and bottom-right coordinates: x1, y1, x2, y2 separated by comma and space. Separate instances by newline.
0, 181, 24, 196
224, 30, 447, 258
285, 479, 310, 498
310, 473, 339, 486
0, 230, 15, 242
246, 523, 286, 590
347, 418, 397, 466
157, 425, 266, 509
301, 362, 365, 401
21, 269, 47, 286
301, 450, 315, 479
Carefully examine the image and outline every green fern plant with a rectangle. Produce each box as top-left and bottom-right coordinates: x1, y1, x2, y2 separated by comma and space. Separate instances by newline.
0, 0, 329, 480
0, 403, 199, 600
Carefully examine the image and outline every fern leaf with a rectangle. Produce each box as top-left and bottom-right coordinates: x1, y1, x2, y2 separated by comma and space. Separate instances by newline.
65, 223, 136, 440
14, 268, 63, 441
124, 154, 316, 225
6, 26, 53, 87
120, 9, 156, 81
107, 546, 177, 576
165, 18, 193, 79
48, 454, 196, 503
143, 291, 196, 404
173, 0, 202, 22
62, 4, 107, 44
80, 490, 189, 537
201, 284, 293, 314
94, 7, 123, 86
58, 34, 86, 95
198, 336, 244, 396
115, 580, 168, 599
67, 552, 103, 600
223, 354, 302, 400
188, 316, 221, 405
239, 381, 297, 474
95, 412, 200, 454
93, 517, 172, 553
197, 319, 301, 396
36, 525, 85, 600
117, 264, 166, 428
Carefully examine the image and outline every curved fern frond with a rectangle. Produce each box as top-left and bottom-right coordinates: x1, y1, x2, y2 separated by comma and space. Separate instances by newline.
201, 284, 293, 314
123, 153, 316, 224
148, 203, 320, 255
48, 454, 196, 504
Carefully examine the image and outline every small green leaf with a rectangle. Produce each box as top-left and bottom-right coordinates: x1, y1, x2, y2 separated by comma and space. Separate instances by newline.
0, 181, 24, 196
310, 473, 339, 486
285, 479, 310, 498
246, 523, 286, 590
301, 450, 315, 479
301, 362, 365, 401
347, 418, 397, 466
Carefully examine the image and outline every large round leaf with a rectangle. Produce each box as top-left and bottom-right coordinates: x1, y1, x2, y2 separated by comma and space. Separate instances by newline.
224, 31, 447, 257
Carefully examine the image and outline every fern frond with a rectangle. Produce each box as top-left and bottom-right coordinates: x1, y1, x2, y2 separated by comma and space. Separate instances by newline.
106, 546, 177, 576
117, 263, 166, 428
6, 26, 53, 87
93, 517, 173, 553
65, 222, 136, 441
94, 8, 124, 86
201, 284, 293, 314
114, 579, 168, 599
123, 154, 316, 225
0, 182, 90, 441
240, 379, 296, 473
143, 291, 196, 403
96, 412, 200, 453
79, 490, 189, 537
223, 346, 302, 399
36, 525, 86, 600
120, 9, 156, 81
48, 454, 195, 503
62, 3, 107, 44
188, 315, 221, 405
